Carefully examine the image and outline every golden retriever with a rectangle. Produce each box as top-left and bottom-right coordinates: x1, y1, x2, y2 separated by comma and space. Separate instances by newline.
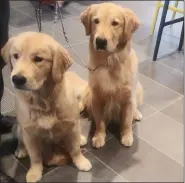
80, 3, 143, 148
1, 32, 92, 183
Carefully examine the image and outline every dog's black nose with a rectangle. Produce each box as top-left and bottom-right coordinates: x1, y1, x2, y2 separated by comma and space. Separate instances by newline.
96, 37, 107, 50
12, 75, 27, 86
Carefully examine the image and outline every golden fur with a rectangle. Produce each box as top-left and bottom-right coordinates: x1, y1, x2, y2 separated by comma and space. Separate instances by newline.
1, 32, 92, 183
80, 3, 143, 148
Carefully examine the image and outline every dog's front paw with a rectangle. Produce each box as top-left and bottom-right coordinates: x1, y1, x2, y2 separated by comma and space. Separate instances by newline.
15, 147, 28, 159
92, 134, 105, 148
80, 135, 87, 146
74, 155, 92, 171
134, 110, 143, 121
26, 165, 43, 183
121, 133, 133, 147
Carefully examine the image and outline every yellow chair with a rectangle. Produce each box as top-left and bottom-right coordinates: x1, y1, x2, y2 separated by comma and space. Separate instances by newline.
151, 0, 184, 35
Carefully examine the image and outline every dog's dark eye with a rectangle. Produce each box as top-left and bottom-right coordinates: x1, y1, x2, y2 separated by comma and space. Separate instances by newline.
112, 21, 119, 26
34, 56, 43, 63
94, 18, 99, 24
13, 53, 19, 59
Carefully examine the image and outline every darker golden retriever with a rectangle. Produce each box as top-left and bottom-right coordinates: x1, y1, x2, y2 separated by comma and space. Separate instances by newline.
80, 3, 143, 148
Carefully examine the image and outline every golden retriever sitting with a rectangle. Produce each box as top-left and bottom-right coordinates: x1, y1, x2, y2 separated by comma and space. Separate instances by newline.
1, 32, 92, 183
80, 3, 143, 148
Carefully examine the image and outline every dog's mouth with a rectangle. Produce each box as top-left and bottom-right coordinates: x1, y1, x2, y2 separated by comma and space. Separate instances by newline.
13, 84, 33, 91
14, 84, 27, 90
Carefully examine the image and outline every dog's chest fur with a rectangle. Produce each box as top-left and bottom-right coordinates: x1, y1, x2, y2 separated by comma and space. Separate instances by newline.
18, 89, 76, 140
89, 53, 135, 121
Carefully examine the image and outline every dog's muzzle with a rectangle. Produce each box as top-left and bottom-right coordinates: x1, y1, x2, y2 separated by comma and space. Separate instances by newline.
12, 75, 27, 89
95, 37, 107, 50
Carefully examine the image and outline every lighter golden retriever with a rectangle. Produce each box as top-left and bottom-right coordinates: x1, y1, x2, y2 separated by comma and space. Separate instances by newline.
1, 32, 92, 183
80, 3, 143, 148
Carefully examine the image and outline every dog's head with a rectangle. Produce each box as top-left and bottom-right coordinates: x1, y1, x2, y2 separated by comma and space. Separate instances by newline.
80, 3, 140, 52
1, 32, 72, 91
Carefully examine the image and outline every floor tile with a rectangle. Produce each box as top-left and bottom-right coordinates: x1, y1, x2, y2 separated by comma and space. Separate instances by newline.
1, 88, 15, 114
158, 52, 184, 73
133, 112, 183, 165
135, 49, 150, 62
70, 1, 104, 12
139, 74, 182, 110
0, 131, 26, 182
10, 19, 87, 45
67, 41, 89, 64
161, 98, 184, 124
9, 7, 36, 28
61, 4, 82, 18
91, 136, 183, 182
71, 16, 81, 24
16, 3, 80, 23
139, 59, 183, 94
17, 4, 54, 23
140, 103, 157, 120
8, 22, 71, 46
55, 18, 88, 44
10, 1, 36, 9
40, 152, 126, 182
16, 156, 58, 175
133, 35, 179, 61
0, 155, 27, 182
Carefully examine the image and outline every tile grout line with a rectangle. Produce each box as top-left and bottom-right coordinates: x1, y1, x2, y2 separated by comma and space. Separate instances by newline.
12, 155, 28, 171
133, 99, 184, 166
88, 150, 129, 182
139, 73, 183, 97
133, 131, 184, 167
157, 61, 183, 75
159, 111, 183, 126
43, 166, 60, 177
145, 95, 183, 114
11, 7, 36, 20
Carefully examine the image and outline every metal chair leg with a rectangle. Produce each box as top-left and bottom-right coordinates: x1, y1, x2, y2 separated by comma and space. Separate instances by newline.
151, 1, 162, 36
153, 0, 170, 61
178, 21, 184, 51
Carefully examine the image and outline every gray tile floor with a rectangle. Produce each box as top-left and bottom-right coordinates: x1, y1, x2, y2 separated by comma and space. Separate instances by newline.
1, 1, 184, 182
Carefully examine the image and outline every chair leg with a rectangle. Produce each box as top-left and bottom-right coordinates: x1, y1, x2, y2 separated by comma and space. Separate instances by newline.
178, 21, 184, 51
150, 1, 162, 36
153, 0, 170, 61
171, 0, 179, 27
172, 1, 179, 20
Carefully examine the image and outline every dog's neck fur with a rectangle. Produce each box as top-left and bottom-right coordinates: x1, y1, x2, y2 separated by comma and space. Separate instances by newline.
88, 40, 132, 71
21, 76, 65, 113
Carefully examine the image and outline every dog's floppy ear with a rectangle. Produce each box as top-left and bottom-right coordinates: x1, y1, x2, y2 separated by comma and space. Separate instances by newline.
52, 44, 73, 82
1, 37, 15, 64
120, 8, 140, 47
80, 4, 98, 36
